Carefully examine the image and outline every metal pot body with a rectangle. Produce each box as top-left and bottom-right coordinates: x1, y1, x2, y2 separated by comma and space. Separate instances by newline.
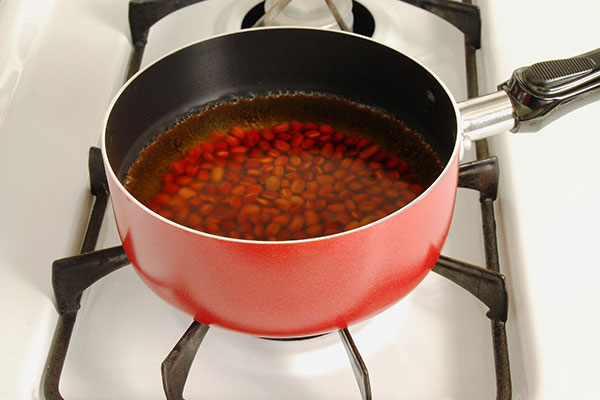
102, 28, 461, 337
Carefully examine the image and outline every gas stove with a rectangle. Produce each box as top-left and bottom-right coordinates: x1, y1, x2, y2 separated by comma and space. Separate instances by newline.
0, 0, 598, 399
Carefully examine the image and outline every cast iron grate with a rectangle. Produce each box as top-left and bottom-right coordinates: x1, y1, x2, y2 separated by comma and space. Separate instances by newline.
42, 1, 510, 399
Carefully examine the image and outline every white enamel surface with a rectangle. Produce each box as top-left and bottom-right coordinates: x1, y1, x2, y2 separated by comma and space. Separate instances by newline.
0, 0, 502, 398
0, 0, 130, 398
477, 1, 600, 399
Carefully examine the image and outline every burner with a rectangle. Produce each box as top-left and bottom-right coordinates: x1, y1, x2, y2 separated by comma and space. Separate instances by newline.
241, 1, 375, 37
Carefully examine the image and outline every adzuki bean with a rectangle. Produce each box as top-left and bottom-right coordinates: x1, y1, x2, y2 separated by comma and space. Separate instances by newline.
144, 122, 428, 241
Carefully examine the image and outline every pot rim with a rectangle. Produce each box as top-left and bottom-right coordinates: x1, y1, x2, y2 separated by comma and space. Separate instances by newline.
100, 26, 462, 245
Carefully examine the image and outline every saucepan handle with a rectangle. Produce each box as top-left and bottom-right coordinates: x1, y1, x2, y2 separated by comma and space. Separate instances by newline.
501, 47, 600, 132
458, 48, 600, 142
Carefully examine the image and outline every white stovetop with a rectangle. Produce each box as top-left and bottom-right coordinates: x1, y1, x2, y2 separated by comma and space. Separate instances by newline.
0, 0, 597, 399
477, 1, 600, 399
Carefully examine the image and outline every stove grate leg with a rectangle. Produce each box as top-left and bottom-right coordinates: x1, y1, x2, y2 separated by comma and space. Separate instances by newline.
42, 147, 119, 400
162, 321, 210, 400
432, 255, 507, 322
339, 328, 372, 400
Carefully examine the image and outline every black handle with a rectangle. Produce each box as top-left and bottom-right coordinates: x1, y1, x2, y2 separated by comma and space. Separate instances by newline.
499, 48, 600, 132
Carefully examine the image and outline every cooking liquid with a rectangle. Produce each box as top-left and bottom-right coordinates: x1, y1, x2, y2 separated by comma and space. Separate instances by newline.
125, 95, 443, 241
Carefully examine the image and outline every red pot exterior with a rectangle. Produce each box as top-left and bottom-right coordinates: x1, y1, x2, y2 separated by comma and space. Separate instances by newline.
106, 155, 459, 337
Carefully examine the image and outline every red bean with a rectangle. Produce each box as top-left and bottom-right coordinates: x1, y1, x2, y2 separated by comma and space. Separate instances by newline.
332, 132, 345, 143
273, 140, 291, 152
230, 126, 246, 140
267, 148, 281, 157
290, 156, 302, 167
210, 131, 225, 141
258, 141, 271, 152
265, 176, 281, 192
218, 182, 233, 195
246, 129, 260, 143
280, 188, 292, 199
409, 183, 424, 193
306, 224, 323, 236
163, 183, 180, 194
273, 166, 285, 178
288, 215, 304, 232
175, 176, 193, 186
246, 168, 262, 176
240, 204, 260, 215
170, 161, 185, 175
315, 175, 334, 185
397, 160, 408, 174
184, 164, 199, 177
301, 139, 315, 149
210, 167, 225, 182
230, 146, 248, 155
260, 129, 275, 141
285, 171, 301, 181
401, 191, 418, 203
333, 181, 346, 192
344, 136, 360, 146
319, 124, 334, 134
273, 123, 290, 134
321, 143, 334, 157
358, 145, 379, 160
291, 133, 304, 147
274, 198, 292, 211
230, 196, 242, 210
327, 203, 345, 212
318, 134, 331, 143
201, 142, 214, 153
188, 147, 202, 157
273, 214, 291, 226
305, 130, 321, 139
278, 133, 292, 141
246, 184, 263, 194
273, 155, 288, 166
154, 193, 171, 205
356, 138, 371, 149
162, 172, 174, 184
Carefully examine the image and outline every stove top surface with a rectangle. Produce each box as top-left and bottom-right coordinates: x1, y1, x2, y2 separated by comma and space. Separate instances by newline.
478, 1, 600, 398
1, 0, 598, 399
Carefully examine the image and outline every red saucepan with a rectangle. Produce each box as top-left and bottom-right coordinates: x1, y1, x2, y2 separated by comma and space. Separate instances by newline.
102, 28, 600, 337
